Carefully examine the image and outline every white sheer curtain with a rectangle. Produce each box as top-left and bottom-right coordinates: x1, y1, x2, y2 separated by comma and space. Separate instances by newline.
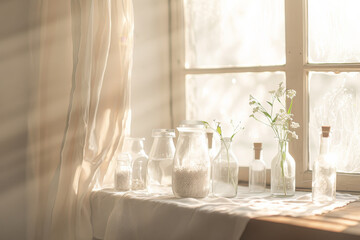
27, 0, 133, 239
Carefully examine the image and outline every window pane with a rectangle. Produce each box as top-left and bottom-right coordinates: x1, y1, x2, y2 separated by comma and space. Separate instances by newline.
186, 72, 286, 167
308, 0, 360, 63
184, 0, 285, 68
309, 72, 360, 173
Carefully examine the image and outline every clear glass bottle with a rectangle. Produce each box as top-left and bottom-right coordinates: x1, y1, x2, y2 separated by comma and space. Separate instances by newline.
147, 129, 176, 194
114, 153, 132, 191
172, 120, 211, 198
122, 137, 148, 190
271, 140, 295, 197
312, 126, 336, 203
212, 137, 239, 197
249, 143, 266, 193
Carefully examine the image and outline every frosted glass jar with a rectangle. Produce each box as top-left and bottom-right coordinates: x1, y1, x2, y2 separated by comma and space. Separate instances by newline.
172, 120, 211, 198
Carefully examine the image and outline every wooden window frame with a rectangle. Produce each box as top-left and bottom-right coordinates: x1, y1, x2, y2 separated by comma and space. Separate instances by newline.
170, 0, 360, 192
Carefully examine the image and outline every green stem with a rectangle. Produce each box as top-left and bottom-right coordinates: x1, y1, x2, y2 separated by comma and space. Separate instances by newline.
280, 141, 287, 196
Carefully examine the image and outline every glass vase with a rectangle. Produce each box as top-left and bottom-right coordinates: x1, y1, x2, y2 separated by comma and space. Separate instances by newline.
271, 140, 295, 197
212, 137, 239, 198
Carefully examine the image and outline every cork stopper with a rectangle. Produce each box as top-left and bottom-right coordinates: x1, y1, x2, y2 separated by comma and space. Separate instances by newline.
253, 142, 262, 159
322, 126, 331, 138
207, 132, 213, 149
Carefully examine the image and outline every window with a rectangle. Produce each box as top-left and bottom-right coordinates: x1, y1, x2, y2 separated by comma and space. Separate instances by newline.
170, 0, 360, 191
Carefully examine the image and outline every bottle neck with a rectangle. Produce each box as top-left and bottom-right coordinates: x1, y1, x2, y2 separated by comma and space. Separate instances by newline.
278, 140, 289, 153
221, 138, 232, 150
320, 137, 330, 155
254, 148, 262, 160
150, 137, 175, 157
123, 139, 145, 155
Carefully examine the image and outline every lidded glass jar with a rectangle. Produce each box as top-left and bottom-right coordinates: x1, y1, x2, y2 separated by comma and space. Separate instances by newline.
147, 129, 176, 194
114, 153, 132, 191
172, 120, 211, 198
122, 137, 148, 190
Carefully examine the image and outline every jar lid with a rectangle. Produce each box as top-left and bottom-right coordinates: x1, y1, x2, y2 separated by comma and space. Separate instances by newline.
152, 129, 175, 137
179, 120, 205, 128
178, 120, 205, 132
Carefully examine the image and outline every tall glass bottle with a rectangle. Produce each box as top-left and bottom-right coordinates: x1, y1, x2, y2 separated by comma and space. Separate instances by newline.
249, 143, 266, 193
212, 138, 239, 197
172, 120, 211, 198
147, 129, 176, 194
271, 140, 295, 197
122, 137, 148, 190
312, 126, 336, 202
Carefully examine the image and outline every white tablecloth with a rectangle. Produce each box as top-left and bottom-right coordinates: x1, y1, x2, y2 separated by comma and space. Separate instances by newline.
90, 187, 358, 240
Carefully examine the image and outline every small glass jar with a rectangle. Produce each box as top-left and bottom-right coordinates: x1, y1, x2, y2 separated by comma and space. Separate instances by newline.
147, 129, 176, 194
114, 153, 132, 191
212, 137, 239, 197
172, 120, 211, 198
249, 143, 266, 193
122, 137, 148, 190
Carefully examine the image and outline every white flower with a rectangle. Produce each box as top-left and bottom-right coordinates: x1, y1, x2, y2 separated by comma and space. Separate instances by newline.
286, 130, 298, 140
269, 90, 276, 94
291, 131, 298, 139
290, 122, 300, 129
275, 82, 285, 98
286, 89, 296, 99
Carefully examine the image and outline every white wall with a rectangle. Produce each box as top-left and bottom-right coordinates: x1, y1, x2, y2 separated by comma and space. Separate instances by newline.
131, 0, 172, 153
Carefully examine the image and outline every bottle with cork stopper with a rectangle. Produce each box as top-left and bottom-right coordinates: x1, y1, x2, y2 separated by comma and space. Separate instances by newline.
312, 126, 336, 203
249, 143, 266, 193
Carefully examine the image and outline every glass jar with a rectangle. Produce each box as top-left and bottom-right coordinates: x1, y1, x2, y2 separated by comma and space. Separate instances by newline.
122, 137, 148, 190
212, 137, 239, 197
312, 126, 336, 203
271, 140, 295, 197
249, 142, 266, 193
147, 129, 176, 194
114, 153, 132, 191
172, 120, 211, 198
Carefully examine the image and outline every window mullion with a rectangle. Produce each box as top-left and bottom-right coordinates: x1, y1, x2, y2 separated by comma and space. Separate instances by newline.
284, 0, 311, 189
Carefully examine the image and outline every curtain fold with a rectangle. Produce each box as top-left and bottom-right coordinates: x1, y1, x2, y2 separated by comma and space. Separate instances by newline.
28, 0, 134, 239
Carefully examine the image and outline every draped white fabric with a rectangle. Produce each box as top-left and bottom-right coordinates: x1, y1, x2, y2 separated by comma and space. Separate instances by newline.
27, 1, 133, 239
91, 187, 359, 240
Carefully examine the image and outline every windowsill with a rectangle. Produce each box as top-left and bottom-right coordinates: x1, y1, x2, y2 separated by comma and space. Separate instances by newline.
241, 199, 360, 240
91, 187, 360, 240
